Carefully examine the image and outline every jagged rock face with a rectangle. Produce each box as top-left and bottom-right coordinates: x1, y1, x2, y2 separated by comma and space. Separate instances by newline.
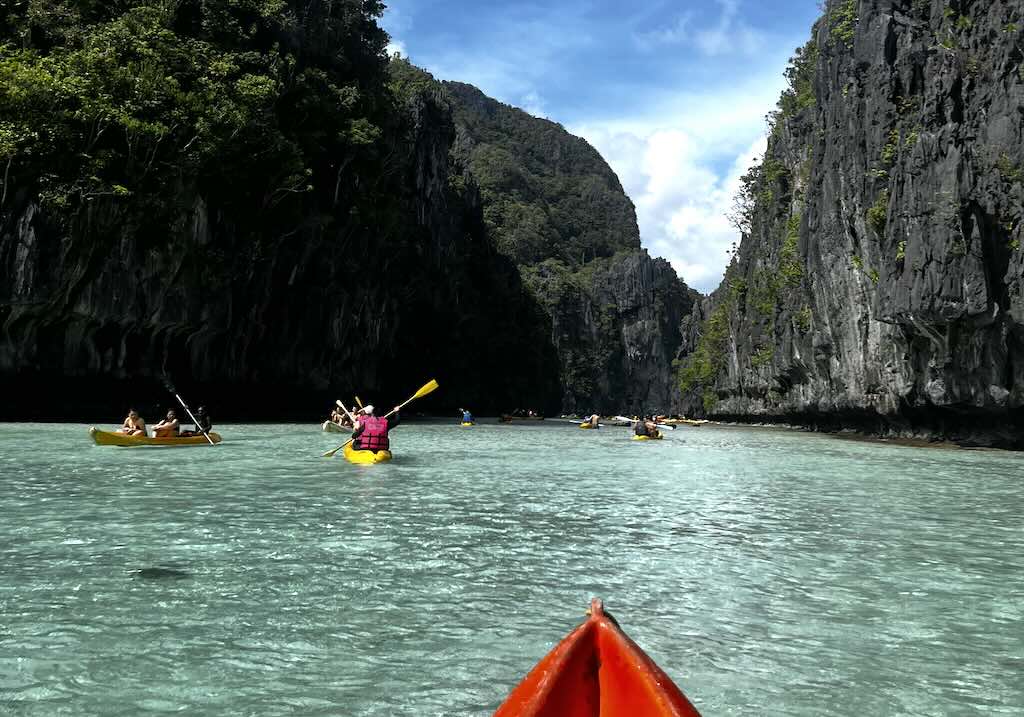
445, 82, 695, 414
677, 0, 1024, 446
524, 252, 693, 414
0, 87, 560, 419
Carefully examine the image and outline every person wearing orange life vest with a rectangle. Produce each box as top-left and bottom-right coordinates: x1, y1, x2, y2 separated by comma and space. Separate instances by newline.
351, 404, 401, 452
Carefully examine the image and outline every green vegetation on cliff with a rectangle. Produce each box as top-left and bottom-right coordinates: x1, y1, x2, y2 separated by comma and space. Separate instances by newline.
0, 2, 562, 416
444, 81, 640, 268
0, 0, 389, 219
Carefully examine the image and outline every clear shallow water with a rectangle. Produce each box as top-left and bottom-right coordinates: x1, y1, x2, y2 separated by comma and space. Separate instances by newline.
1, 421, 1022, 716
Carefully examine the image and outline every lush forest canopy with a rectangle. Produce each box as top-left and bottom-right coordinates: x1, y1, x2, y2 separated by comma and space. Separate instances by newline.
0, 0, 389, 218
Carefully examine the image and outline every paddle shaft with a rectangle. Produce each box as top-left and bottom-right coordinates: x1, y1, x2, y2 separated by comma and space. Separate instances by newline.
336, 400, 357, 424
173, 392, 215, 445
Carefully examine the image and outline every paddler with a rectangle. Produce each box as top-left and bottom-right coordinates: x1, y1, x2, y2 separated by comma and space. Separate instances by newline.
633, 415, 652, 438
152, 409, 180, 438
351, 404, 401, 452
118, 409, 146, 436
460, 407, 474, 424
181, 406, 212, 437
585, 413, 600, 428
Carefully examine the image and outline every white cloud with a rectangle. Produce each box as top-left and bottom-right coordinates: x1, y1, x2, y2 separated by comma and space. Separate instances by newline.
572, 71, 781, 293
386, 39, 407, 58
696, 0, 765, 56
634, 13, 694, 49
520, 91, 548, 119
634, 0, 764, 57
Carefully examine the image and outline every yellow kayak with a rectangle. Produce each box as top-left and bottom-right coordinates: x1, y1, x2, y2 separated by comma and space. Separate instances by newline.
461, 422, 475, 427
579, 423, 598, 430
90, 427, 222, 447
343, 442, 393, 464
632, 432, 664, 441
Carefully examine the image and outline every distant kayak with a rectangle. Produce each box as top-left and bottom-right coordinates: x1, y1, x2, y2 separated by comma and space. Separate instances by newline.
632, 432, 664, 441
493, 598, 701, 716
579, 423, 598, 430
659, 418, 708, 427
461, 422, 475, 427
322, 421, 347, 433
90, 428, 221, 447
343, 442, 392, 464
500, 415, 544, 422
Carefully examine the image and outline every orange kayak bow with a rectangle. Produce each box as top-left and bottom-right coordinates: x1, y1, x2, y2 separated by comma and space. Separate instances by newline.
494, 599, 701, 716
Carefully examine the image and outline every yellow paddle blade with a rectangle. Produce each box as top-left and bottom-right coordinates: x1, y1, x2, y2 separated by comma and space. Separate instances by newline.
355, 395, 364, 408
412, 379, 439, 400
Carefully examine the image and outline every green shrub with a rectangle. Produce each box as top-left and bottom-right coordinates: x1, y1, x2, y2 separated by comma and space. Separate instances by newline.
795, 306, 812, 332
867, 190, 890, 235
780, 212, 803, 286
751, 346, 774, 368
997, 153, 1023, 184
831, 0, 858, 47
880, 129, 900, 166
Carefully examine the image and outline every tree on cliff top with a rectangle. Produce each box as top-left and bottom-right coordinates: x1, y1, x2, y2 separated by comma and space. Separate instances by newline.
0, 0, 389, 218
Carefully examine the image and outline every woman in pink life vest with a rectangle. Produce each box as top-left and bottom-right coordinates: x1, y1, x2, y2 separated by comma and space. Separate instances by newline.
351, 404, 401, 452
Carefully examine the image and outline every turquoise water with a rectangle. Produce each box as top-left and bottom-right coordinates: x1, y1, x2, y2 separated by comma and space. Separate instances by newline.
1, 421, 1022, 715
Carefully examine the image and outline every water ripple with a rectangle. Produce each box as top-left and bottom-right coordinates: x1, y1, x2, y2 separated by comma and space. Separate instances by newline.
0, 422, 1022, 715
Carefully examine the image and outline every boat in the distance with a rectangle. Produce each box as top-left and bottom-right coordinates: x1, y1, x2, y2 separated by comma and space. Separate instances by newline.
500, 414, 545, 422
89, 428, 222, 447
658, 418, 709, 427
322, 420, 347, 433
493, 598, 701, 716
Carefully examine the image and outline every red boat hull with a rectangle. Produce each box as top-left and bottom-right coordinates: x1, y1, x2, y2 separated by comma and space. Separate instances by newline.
494, 599, 701, 716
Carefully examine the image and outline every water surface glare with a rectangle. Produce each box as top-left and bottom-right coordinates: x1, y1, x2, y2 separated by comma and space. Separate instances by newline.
1, 421, 1022, 715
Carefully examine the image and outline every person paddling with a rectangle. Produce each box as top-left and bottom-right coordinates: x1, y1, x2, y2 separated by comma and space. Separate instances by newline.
152, 409, 180, 438
460, 407, 474, 424
119, 409, 146, 436
634, 415, 652, 437
181, 406, 212, 437
585, 413, 600, 428
351, 404, 401, 452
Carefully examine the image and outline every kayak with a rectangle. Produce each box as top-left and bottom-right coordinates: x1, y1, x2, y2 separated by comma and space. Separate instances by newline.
659, 418, 708, 427
493, 598, 701, 716
500, 415, 545, 422
579, 423, 598, 430
461, 422, 475, 427
343, 442, 392, 464
322, 420, 347, 433
632, 432, 663, 441
90, 427, 222, 447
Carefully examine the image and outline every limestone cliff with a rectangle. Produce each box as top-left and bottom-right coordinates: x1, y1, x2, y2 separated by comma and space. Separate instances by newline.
0, 9, 559, 419
676, 0, 1024, 446
445, 81, 696, 414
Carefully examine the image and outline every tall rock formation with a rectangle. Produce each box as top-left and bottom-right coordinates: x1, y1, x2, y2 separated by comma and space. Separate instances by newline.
676, 0, 1024, 446
445, 81, 696, 414
0, 3, 559, 418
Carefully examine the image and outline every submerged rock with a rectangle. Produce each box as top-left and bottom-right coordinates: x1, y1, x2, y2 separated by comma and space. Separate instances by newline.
132, 567, 191, 581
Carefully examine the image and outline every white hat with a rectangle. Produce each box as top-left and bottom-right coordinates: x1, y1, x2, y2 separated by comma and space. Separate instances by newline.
363, 405, 375, 415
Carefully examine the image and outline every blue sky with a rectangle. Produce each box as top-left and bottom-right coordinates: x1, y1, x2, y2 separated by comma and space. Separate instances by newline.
381, 0, 822, 293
